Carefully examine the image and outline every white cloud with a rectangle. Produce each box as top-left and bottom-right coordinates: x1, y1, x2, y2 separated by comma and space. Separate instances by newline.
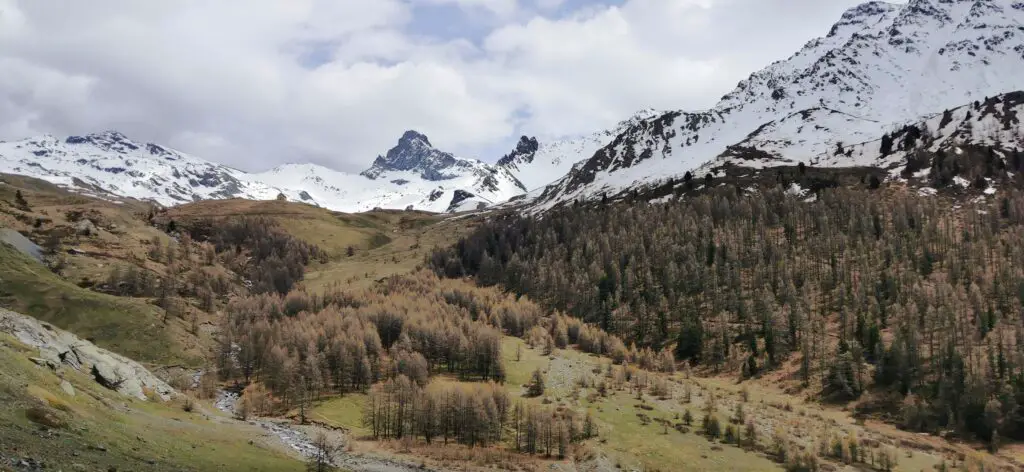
0, 0, 867, 172
416, 0, 520, 18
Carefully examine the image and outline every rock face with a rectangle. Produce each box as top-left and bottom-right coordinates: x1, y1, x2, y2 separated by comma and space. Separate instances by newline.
362, 131, 460, 181
0, 308, 175, 401
359, 130, 526, 197
0, 229, 43, 263
496, 136, 540, 168
497, 110, 660, 192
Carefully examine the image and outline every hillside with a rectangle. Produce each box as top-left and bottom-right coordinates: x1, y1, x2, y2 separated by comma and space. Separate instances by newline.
0, 311, 304, 472
433, 176, 1024, 463
0, 174, 473, 365
0, 176, 206, 365
221, 270, 1017, 472
6, 170, 1024, 471
158, 197, 483, 292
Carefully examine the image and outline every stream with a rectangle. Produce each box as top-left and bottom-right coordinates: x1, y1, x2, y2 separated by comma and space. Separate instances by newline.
215, 390, 432, 472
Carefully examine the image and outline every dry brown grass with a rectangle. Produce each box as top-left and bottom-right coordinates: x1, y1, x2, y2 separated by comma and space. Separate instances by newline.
367, 438, 565, 472
300, 212, 482, 291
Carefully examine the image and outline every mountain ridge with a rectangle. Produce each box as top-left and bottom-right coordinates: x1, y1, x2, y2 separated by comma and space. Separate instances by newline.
4, 0, 1024, 214
0, 129, 524, 213
525, 0, 1024, 210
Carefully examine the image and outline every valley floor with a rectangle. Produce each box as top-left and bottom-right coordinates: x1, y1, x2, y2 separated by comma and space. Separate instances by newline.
2, 175, 1021, 472
303, 336, 1014, 472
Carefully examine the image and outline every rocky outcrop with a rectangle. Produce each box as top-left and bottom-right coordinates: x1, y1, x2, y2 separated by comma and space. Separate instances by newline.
0, 229, 43, 263
73, 219, 98, 236
497, 136, 540, 167
0, 308, 175, 401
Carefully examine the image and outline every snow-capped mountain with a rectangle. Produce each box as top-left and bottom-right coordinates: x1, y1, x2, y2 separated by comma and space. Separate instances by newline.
0, 130, 524, 213
0, 131, 284, 204
259, 131, 525, 213
497, 109, 660, 191
529, 0, 1024, 208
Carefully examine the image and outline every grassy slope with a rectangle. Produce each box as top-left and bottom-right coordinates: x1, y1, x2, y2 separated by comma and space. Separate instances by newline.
312, 336, 782, 471
301, 211, 480, 292
508, 340, 785, 472
0, 175, 169, 285
0, 178, 477, 365
311, 394, 369, 438
162, 198, 481, 292
0, 242, 201, 366
0, 175, 210, 366
0, 333, 302, 472
163, 199, 416, 258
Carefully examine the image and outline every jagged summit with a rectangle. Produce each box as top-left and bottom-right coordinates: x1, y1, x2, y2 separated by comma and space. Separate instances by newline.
400, 130, 431, 147
361, 130, 467, 181
497, 136, 540, 168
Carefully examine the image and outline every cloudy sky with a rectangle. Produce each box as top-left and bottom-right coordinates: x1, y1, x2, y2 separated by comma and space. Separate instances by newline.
0, 0, 873, 173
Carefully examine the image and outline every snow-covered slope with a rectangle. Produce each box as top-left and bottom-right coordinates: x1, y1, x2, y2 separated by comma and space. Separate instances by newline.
0, 130, 525, 213
530, 0, 1024, 208
814, 91, 1024, 179
497, 110, 659, 191
0, 131, 283, 204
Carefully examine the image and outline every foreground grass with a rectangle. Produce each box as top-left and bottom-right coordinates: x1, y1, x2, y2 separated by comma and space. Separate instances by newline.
0, 333, 302, 472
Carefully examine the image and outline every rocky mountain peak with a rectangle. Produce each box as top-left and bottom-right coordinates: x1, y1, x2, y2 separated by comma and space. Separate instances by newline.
497, 136, 540, 167
399, 130, 431, 147
64, 130, 145, 154
361, 130, 464, 181
828, 1, 900, 37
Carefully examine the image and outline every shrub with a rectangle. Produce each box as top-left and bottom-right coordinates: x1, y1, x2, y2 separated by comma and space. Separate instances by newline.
527, 368, 545, 397
25, 404, 67, 429
703, 413, 721, 439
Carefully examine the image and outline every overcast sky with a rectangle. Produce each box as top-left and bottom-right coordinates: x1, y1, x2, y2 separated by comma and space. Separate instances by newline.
0, 0, 877, 173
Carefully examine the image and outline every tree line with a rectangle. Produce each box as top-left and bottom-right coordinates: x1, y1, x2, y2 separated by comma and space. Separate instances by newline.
217, 272, 554, 415
363, 375, 594, 457
178, 216, 327, 295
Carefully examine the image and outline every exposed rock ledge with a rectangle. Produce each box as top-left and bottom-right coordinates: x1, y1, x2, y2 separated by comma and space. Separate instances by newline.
0, 308, 175, 401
